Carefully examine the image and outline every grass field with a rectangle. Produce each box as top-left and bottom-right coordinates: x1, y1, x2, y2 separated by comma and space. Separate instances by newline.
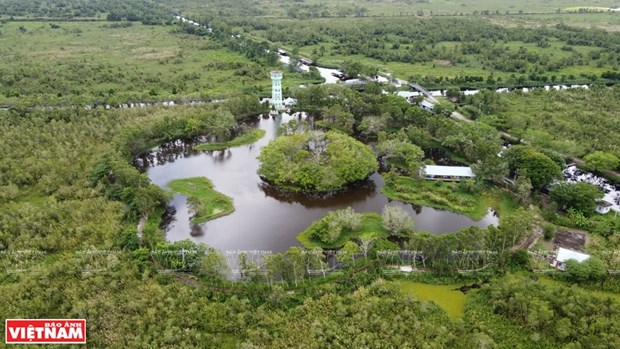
194, 129, 266, 151
167, 177, 234, 223
0, 21, 318, 106
382, 176, 518, 220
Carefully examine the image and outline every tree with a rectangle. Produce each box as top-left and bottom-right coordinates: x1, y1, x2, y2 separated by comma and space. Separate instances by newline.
337, 241, 360, 266
342, 60, 364, 78
0, 183, 19, 202
379, 94, 411, 128
358, 115, 387, 138
584, 151, 620, 172
499, 207, 536, 248
334, 207, 362, 231
565, 257, 607, 283
305, 247, 328, 276
239, 252, 259, 281
376, 136, 424, 174
514, 176, 533, 204
203, 109, 236, 140
308, 207, 362, 244
445, 87, 462, 100
472, 155, 508, 184
132, 184, 171, 217
357, 237, 375, 260
550, 182, 604, 214
320, 105, 355, 134
264, 253, 285, 286
505, 146, 562, 190
198, 247, 228, 281
224, 94, 269, 121
342, 60, 376, 78
432, 101, 453, 117
381, 205, 415, 236
407, 231, 432, 268
543, 223, 556, 240
442, 122, 503, 163
284, 247, 306, 287
293, 85, 330, 112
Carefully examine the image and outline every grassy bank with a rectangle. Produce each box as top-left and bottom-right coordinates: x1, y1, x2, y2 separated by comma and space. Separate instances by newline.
195, 129, 266, 151
397, 281, 467, 318
297, 212, 390, 249
382, 176, 518, 220
167, 177, 234, 223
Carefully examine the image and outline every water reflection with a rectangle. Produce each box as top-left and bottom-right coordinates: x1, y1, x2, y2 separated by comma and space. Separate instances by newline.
258, 179, 377, 208
190, 223, 205, 237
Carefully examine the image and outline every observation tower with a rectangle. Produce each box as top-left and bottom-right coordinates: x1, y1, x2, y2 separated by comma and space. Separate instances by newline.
270, 71, 284, 110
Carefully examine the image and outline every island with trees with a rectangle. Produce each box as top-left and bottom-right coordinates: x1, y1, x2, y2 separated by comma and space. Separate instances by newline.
257, 130, 378, 193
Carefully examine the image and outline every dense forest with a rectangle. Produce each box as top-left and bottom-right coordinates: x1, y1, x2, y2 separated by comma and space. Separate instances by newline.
462, 86, 620, 159
240, 16, 620, 87
1, 0, 619, 347
0, 0, 172, 23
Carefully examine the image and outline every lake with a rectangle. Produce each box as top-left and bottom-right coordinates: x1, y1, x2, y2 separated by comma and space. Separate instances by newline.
136, 113, 498, 253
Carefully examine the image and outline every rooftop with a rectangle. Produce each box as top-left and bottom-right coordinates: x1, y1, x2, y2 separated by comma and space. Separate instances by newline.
556, 247, 590, 263
423, 165, 475, 178
397, 91, 421, 98
420, 100, 435, 108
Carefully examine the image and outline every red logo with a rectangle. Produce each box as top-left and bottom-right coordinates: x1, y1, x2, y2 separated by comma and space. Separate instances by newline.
5, 319, 86, 344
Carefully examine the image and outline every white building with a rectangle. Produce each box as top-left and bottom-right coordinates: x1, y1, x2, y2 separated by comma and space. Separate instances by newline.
551, 247, 590, 271
283, 97, 297, 107
270, 71, 284, 110
343, 79, 367, 86
420, 99, 434, 111
595, 200, 613, 214
421, 165, 475, 181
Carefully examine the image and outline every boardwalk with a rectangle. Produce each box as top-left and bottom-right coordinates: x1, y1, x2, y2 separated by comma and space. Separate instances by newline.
409, 83, 439, 103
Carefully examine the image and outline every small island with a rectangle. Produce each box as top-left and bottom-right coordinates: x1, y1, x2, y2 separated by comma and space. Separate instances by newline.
257, 130, 378, 192
167, 177, 234, 223
297, 205, 415, 249
194, 129, 266, 151
297, 210, 389, 249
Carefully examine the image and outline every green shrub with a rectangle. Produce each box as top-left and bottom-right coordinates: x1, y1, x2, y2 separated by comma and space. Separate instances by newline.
309, 207, 363, 244
543, 224, 556, 241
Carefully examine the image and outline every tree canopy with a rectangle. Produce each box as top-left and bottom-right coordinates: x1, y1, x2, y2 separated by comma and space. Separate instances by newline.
584, 151, 620, 172
550, 182, 604, 214
505, 145, 563, 190
258, 130, 378, 192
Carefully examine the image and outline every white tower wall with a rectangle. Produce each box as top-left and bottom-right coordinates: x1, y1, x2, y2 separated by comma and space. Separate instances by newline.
270, 71, 283, 110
